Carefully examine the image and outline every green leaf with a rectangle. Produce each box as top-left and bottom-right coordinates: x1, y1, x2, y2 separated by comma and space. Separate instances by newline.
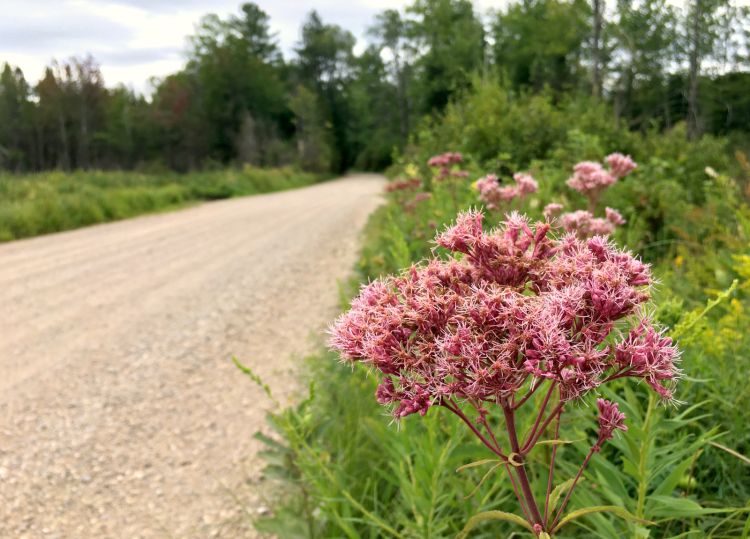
534, 439, 581, 447
457, 510, 534, 538
709, 441, 750, 466
647, 495, 733, 518
462, 462, 504, 500
548, 477, 580, 515
552, 505, 654, 533
232, 356, 277, 405
456, 458, 500, 473
670, 280, 737, 340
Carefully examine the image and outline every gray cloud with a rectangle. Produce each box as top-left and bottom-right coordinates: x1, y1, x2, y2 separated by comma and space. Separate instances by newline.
0, 5, 132, 53
94, 46, 182, 66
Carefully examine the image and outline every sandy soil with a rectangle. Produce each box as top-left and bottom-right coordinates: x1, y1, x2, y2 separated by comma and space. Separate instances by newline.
0, 174, 384, 538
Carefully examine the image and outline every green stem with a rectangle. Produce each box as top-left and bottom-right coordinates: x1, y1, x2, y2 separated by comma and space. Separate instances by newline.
633, 393, 656, 539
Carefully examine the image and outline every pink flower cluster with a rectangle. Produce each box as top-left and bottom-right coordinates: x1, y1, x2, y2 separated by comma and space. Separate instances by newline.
330, 211, 679, 419
385, 177, 421, 193
567, 153, 636, 198
566, 161, 617, 195
428, 152, 469, 181
596, 398, 628, 446
607, 153, 638, 179
476, 172, 539, 210
403, 192, 432, 212
548, 152, 636, 238
558, 207, 626, 238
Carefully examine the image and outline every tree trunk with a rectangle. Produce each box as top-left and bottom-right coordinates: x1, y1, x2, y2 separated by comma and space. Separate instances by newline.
58, 112, 70, 171
687, 0, 702, 140
394, 52, 409, 146
591, 0, 604, 98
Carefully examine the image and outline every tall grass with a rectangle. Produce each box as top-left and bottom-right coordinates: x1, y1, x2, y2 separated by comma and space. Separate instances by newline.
0, 166, 325, 241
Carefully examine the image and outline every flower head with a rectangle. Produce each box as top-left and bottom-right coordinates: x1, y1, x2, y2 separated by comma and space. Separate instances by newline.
606, 153, 637, 179
567, 162, 616, 195
605, 207, 626, 226
428, 152, 466, 181
385, 177, 422, 193
475, 172, 538, 210
543, 203, 564, 220
513, 172, 539, 195
614, 319, 681, 401
330, 211, 663, 418
596, 398, 628, 445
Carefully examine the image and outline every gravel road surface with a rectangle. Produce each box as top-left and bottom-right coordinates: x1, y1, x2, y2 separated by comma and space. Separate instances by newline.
0, 174, 384, 538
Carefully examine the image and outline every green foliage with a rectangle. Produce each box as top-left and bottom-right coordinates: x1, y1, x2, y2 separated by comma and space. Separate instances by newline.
255, 76, 750, 537
0, 166, 325, 241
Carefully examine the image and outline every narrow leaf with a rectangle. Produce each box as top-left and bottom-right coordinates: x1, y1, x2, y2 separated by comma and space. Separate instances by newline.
710, 441, 750, 466
456, 458, 500, 473
457, 510, 534, 538
548, 477, 580, 515
553, 505, 654, 533
535, 439, 581, 447
463, 462, 503, 500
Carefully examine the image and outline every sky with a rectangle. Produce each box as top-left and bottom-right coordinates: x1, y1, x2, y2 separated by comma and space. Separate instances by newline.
3, 0, 738, 95
0, 0, 500, 95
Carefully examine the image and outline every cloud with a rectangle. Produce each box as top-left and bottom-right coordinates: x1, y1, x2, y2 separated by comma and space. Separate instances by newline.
0, 0, 518, 94
0, 2, 132, 53
95, 47, 183, 66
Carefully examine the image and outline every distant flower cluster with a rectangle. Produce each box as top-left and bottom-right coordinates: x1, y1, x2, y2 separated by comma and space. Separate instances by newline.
428, 152, 469, 181
556, 207, 626, 237
385, 177, 421, 192
567, 153, 636, 211
476, 172, 539, 210
330, 210, 679, 420
553, 153, 636, 238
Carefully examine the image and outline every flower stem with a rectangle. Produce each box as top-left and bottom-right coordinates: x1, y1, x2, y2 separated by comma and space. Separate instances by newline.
551, 441, 599, 529
522, 402, 564, 454
543, 408, 563, 525
503, 403, 544, 527
522, 383, 556, 444
513, 378, 544, 411
441, 400, 506, 459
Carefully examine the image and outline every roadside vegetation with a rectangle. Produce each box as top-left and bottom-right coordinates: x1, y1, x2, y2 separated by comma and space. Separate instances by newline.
0, 166, 324, 241
253, 81, 750, 538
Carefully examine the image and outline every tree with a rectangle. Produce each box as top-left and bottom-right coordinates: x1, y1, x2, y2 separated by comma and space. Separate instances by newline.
295, 11, 356, 172
493, 0, 590, 93
407, 0, 485, 112
611, 0, 678, 127
368, 9, 413, 144
0, 64, 32, 170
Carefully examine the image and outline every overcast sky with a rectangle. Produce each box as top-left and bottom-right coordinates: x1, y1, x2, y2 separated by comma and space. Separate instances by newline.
0, 0, 504, 94
3, 0, 733, 95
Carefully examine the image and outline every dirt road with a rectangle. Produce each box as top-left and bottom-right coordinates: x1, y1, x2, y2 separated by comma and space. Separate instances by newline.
0, 175, 384, 538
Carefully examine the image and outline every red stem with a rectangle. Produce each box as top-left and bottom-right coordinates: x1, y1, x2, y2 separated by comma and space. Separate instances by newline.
603, 366, 633, 383
522, 383, 556, 444
468, 398, 504, 454
513, 378, 544, 411
522, 402, 564, 454
504, 462, 533, 524
503, 403, 544, 527
543, 408, 563, 525
551, 440, 601, 529
441, 400, 507, 460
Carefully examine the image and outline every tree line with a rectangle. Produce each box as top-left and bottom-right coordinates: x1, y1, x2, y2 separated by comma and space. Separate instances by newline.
1, 0, 748, 174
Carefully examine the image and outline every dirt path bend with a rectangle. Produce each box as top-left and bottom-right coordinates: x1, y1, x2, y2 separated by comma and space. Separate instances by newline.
0, 174, 385, 539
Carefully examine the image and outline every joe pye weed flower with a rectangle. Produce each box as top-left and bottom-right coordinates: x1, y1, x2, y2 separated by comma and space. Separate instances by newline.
330, 210, 680, 536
